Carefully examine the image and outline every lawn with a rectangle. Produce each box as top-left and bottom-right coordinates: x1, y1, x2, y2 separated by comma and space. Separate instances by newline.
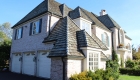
119, 75, 140, 80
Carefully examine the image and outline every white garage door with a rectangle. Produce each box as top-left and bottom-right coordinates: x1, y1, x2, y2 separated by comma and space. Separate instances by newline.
22, 52, 35, 76
12, 53, 22, 73
38, 52, 51, 78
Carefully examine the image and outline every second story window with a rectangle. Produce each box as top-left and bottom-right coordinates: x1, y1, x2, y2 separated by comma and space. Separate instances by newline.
101, 32, 109, 47
29, 19, 42, 35
15, 27, 23, 40
81, 20, 91, 35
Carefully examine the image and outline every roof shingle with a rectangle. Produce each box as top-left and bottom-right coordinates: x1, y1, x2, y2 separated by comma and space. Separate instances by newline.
12, 0, 62, 28
97, 14, 121, 29
43, 16, 108, 57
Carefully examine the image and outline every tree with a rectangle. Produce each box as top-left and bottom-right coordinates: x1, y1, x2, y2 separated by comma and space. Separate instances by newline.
133, 52, 140, 60
106, 50, 119, 80
0, 40, 11, 68
0, 22, 12, 44
132, 45, 136, 59
0, 22, 12, 69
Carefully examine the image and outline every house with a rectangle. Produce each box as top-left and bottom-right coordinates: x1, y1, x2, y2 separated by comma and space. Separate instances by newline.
10, 0, 132, 80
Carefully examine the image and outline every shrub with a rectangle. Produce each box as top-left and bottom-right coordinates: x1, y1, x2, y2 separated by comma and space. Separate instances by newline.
87, 69, 105, 80
106, 50, 119, 80
119, 68, 140, 76
69, 71, 92, 80
125, 60, 135, 68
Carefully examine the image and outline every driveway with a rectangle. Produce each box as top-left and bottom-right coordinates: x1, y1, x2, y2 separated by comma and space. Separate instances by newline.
0, 72, 50, 80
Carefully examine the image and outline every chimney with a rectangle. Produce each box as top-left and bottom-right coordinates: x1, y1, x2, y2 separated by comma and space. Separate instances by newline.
100, 9, 107, 16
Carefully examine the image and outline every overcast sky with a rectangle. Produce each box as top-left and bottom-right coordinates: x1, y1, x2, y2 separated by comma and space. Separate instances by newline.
0, 0, 140, 48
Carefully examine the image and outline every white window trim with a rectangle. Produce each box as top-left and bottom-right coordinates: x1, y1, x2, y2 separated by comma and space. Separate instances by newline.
101, 32, 109, 47
88, 52, 100, 71
16, 27, 22, 39
31, 20, 40, 35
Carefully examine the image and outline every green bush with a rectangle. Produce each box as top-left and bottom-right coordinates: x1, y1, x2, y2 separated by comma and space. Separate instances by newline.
119, 68, 140, 76
87, 69, 105, 80
69, 71, 92, 80
125, 60, 135, 68
70, 69, 115, 80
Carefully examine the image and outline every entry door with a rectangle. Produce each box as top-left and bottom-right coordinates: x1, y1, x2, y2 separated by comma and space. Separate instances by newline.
22, 52, 35, 75
38, 52, 51, 78
12, 53, 22, 73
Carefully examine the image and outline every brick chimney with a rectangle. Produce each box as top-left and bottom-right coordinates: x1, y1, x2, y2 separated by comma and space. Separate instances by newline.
100, 9, 107, 16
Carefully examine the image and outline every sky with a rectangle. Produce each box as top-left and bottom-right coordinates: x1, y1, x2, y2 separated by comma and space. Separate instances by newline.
0, 0, 140, 48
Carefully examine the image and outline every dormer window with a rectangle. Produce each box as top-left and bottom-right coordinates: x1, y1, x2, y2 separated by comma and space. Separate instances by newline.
81, 20, 91, 35
29, 19, 42, 35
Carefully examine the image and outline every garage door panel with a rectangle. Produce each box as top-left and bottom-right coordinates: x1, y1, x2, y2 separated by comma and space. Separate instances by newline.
12, 53, 21, 73
23, 53, 35, 76
38, 52, 51, 78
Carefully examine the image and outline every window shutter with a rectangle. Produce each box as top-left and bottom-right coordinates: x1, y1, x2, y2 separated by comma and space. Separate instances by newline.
29, 23, 33, 35
21, 27, 23, 38
39, 19, 42, 33
14, 29, 17, 40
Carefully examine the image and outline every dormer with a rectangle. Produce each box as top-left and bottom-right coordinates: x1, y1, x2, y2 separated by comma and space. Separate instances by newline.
69, 7, 92, 36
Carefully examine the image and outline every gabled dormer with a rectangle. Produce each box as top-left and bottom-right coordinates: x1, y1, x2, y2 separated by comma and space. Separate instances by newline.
69, 7, 93, 36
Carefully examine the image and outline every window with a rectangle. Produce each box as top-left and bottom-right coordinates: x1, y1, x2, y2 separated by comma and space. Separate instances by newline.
29, 19, 42, 35
89, 53, 99, 71
15, 27, 23, 39
81, 20, 91, 35
101, 32, 109, 47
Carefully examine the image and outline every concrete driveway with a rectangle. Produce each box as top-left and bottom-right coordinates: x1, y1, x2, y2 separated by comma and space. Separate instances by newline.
0, 72, 50, 80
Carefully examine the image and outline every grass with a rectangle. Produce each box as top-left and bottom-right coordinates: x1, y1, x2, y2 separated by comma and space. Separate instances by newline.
119, 75, 140, 80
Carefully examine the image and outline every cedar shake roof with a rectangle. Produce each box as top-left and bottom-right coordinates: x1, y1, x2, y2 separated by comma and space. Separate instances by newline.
97, 14, 121, 29
77, 30, 108, 50
80, 8, 111, 32
12, 0, 62, 28
43, 16, 108, 57
43, 17, 84, 57
59, 4, 72, 17
69, 7, 93, 22
125, 35, 132, 40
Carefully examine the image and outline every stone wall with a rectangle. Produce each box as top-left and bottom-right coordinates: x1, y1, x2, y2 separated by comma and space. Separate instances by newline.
51, 57, 67, 80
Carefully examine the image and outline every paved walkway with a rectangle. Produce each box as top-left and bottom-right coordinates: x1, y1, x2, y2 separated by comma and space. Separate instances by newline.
0, 72, 50, 80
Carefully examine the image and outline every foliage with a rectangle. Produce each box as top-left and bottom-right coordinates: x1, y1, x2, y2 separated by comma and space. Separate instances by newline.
133, 52, 140, 60
106, 50, 119, 80
0, 22, 12, 39
112, 49, 119, 62
0, 40, 11, 68
119, 68, 140, 76
87, 69, 105, 80
132, 45, 136, 59
125, 60, 135, 68
69, 71, 92, 80
70, 69, 116, 80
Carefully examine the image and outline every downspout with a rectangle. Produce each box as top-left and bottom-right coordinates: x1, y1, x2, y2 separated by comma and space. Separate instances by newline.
48, 13, 52, 35
61, 57, 65, 80
111, 31, 114, 49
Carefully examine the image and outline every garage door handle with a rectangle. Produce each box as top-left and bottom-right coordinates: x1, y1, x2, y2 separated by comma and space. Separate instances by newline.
33, 57, 37, 62
19, 57, 22, 61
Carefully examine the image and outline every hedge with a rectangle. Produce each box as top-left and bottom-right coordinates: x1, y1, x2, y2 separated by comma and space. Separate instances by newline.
119, 68, 140, 76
